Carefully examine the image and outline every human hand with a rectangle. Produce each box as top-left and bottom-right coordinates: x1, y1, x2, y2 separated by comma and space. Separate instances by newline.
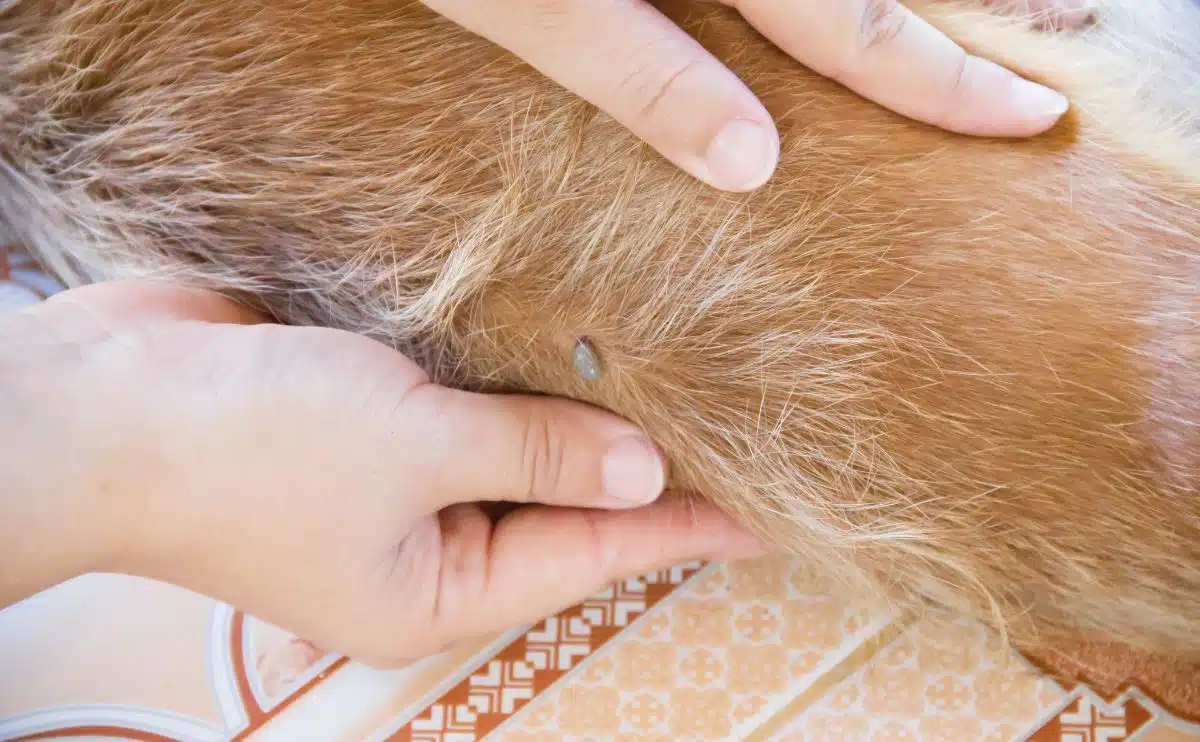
421, 0, 1091, 192
0, 281, 764, 666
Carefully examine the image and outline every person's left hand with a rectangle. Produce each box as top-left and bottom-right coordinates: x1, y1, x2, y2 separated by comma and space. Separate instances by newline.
1, 281, 765, 666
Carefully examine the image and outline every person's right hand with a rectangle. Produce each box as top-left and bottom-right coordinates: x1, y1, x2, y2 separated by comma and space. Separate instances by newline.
422, 0, 1092, 192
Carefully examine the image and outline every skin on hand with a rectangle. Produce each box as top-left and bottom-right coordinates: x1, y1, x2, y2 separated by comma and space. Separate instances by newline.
0, 281, 765, 667
420, 0, 1087, 192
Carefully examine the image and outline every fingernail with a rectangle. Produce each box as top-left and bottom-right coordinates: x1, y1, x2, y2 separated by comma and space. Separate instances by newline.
602, 436, 666, 504
704, 118, 778, 191
1011, 77, 1069, 119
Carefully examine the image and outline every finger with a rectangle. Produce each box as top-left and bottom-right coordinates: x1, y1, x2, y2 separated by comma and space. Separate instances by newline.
982, 0, 1097, 30
39, 280, 268, 326
421, 0, 779, 191
402, 385, 667, 510
433, 494, 769, 635
731, 0, 1070, 138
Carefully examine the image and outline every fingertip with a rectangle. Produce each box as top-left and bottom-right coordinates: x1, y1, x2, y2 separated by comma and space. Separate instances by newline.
600, 435, 667, 505
1008, 75, 1070, 129
946, 56, 1070, 138
700, 116, 781, 191
719, 526, 774, 562
674, 497, 773, 562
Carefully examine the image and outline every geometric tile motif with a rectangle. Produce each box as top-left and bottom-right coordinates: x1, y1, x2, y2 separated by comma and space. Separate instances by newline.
1018, 643, 1200, 728
1026, 690, 1156, 742
386, 562, 705, 742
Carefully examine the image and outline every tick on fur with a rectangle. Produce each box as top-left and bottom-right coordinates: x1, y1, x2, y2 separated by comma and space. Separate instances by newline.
572, 337, 601, 381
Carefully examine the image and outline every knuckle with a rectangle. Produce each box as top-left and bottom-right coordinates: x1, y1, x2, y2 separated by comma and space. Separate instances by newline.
519, 406, 565, 501
929, 48, 971, 129
615, 43, 706, 125
578, 508, 619, 575
527, 0, 575, 29
946, 48, 970, 102
858, 0, 908, 51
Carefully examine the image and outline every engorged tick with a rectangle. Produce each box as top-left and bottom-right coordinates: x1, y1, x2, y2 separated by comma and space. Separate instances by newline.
572, 337, 602, 381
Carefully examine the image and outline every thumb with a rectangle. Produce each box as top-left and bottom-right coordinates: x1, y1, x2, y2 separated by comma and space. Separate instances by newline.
404, 385, 668, 510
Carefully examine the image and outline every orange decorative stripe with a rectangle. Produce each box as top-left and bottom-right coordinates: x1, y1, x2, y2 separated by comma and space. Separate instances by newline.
13, 726, 179, 742
226, 612, 348, 741
9, 611, 347, 742
385, 563, 706, 741
232, 612, 268, 727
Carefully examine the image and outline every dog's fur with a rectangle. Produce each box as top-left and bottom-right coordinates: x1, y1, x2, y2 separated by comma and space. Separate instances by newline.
1, 0, 1198, 656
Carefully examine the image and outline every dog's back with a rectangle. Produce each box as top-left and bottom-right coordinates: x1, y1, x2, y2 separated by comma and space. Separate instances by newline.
2, 0, 1198, 654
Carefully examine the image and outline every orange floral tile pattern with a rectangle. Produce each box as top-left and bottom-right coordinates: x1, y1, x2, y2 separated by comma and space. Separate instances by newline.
493, 556, 895, 741
773, 617, 1066, 742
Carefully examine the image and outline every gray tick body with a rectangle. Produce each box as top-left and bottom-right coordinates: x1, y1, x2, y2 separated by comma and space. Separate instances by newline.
572, 338, 602, 381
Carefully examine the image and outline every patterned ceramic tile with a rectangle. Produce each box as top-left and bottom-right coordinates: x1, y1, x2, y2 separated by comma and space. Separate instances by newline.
0, 574, 347, 741
2, 245, 1198, 742
487, 557, 898, 741
1023, 687, 1200, 742
371, 562, 708, 741
1141, 725, 1200, 742
768, 616, 1065, 742
1028, 689, 1153, 741
1021, 640, 1200, 731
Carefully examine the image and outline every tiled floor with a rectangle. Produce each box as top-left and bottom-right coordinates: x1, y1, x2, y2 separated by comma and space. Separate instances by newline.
2, 247, 1198, 741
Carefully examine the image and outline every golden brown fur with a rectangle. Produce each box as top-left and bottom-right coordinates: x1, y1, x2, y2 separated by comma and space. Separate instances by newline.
1, 0, 1198, 656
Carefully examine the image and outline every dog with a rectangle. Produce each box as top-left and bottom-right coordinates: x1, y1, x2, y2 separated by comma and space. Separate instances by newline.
1, 0, 1198, 658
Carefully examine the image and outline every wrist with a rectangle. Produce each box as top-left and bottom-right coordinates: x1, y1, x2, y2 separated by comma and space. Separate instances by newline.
0, 302, 127, 606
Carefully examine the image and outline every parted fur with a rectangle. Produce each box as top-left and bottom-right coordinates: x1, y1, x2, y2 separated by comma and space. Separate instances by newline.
1, 0, 1198, 655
